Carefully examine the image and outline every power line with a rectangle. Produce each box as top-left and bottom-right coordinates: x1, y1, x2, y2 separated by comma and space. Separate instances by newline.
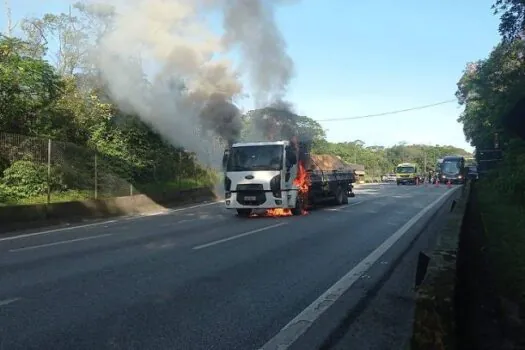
316, 99, 457, 122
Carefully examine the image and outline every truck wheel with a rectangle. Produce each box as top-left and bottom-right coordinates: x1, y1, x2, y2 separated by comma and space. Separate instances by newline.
236, 209, 251, 217
342, 190, 349, 204
291, 196, 304, 216
334, 186, 344, 205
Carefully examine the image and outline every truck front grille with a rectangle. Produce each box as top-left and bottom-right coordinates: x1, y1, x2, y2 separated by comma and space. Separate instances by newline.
236, 184, 264, 191
236, 184, 265, 205
237, 192, 266, 205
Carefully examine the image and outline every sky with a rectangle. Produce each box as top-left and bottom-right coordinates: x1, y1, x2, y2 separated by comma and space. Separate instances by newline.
1, 0, 502, 152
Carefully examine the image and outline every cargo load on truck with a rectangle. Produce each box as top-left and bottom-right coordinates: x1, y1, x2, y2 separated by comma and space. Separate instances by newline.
222, 139, 356, 218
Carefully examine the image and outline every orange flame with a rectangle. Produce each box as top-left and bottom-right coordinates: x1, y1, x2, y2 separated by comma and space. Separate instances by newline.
265, 160, 311, 217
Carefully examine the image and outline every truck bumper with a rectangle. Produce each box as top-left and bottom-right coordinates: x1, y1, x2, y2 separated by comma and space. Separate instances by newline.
397, 179, 414, 185
441, 178, 464, 184
224, 190, 298, 209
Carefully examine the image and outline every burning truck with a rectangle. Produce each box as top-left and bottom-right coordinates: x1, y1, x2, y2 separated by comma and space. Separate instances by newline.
221, 137, 356, 217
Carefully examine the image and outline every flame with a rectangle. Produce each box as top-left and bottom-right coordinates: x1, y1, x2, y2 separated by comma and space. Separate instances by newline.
264, 208, 292, 217
265, 160, 311, 217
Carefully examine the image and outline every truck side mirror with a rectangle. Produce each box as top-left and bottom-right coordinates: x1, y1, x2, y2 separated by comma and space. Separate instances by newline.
222, 149, 229, 170
285, 146, 297, 165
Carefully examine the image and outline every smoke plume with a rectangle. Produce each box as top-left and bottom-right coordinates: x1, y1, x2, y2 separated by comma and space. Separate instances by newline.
80, 0, 297, 167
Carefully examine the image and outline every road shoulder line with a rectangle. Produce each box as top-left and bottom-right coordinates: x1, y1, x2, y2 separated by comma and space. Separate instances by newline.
259, 187, 459, 350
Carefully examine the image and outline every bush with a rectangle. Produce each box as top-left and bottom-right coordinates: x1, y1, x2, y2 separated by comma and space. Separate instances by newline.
486, 139, 525, 206
0, 160, 65, 199
0, 183, 11, 203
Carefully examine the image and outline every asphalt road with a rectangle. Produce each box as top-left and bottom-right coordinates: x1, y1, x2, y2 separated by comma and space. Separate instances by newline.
0, 183, 453, 350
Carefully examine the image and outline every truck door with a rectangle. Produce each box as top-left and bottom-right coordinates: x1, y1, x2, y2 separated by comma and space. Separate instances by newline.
284, 145, 297, 189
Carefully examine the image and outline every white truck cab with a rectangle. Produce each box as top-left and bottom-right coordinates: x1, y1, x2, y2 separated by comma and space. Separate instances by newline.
222, 140, 304, 217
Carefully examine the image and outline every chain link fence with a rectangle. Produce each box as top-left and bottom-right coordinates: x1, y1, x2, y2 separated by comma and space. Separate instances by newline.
0, 132, 218, 206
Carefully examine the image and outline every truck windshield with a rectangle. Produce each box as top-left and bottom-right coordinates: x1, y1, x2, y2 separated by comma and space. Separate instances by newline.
441, 161, 460, 174
396, 166, 415, 173
226, 145, 283, 172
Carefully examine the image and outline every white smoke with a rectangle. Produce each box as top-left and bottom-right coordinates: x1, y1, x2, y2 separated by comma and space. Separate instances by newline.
80, 0, 297, 168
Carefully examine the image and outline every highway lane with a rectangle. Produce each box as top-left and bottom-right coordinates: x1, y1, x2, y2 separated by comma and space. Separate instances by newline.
0, 183, 451, 349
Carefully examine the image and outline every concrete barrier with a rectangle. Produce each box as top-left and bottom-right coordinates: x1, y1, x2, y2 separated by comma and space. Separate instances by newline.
0, 187, 217, 234
410, 182, 470, 350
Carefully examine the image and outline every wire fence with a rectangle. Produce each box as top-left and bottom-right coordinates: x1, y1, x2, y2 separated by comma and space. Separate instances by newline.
0, 132, 218, 206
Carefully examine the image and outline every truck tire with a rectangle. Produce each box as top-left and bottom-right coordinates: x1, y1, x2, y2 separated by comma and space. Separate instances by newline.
342, 189, 349, 204
291, 196, 304, 216
236, 209, 251, 217
334, 186, 344, 205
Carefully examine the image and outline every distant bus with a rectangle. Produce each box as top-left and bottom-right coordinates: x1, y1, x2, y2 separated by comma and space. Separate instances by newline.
439, 156, 466, 184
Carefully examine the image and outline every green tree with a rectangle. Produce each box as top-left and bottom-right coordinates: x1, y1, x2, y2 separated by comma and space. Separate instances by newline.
0, 36, 67, 138
21, 13, 89, 75
243, 107, 326, 147
493, 0, 525, 42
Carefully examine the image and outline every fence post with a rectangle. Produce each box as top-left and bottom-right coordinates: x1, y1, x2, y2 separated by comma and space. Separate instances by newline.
47, 139, 51, 204
130, 184, 133, 196
94, 153, 98, 199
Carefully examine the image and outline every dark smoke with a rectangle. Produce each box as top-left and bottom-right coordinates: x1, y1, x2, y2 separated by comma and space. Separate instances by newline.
84, 0, 299, 169
199, 93, 243, 145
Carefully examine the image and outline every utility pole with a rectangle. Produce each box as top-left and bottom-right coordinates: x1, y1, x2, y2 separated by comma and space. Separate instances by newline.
424, 152, 427, 173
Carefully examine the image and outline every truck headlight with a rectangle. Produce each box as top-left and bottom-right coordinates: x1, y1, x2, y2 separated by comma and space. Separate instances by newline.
270, 174, 281, 198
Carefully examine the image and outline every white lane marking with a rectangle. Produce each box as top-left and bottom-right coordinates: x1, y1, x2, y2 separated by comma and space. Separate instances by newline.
323, 201, 364, 212
260, 187, 459, 350
0, 220, 117, 242
0, 298, 20, 307
192, 223, 286, 250
166, 201, 223, 213
0, 201, 222, 242
9, 233, 113, 252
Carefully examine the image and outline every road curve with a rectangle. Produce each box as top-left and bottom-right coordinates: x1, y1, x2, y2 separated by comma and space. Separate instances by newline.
0, 183, 452, 350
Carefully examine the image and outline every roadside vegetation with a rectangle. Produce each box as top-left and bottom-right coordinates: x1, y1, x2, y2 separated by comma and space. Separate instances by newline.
454, 0, 525, 345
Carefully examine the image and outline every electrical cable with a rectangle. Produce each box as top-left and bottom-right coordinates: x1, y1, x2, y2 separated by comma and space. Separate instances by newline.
316, 99, 456, 122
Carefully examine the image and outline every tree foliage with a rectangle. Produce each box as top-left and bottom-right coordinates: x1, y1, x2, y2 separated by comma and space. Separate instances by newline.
457, 2, 525, 206
493, 0, 525, 42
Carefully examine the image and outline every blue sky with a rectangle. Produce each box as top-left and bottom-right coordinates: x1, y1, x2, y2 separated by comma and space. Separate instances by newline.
2, 0, 501, 152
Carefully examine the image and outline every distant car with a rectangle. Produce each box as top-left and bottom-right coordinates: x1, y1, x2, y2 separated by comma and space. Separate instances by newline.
384, 174, 396, 182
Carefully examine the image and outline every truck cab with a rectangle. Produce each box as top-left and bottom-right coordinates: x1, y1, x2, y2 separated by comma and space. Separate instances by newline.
396, 162, 418, 185
222, 141, 303, 217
